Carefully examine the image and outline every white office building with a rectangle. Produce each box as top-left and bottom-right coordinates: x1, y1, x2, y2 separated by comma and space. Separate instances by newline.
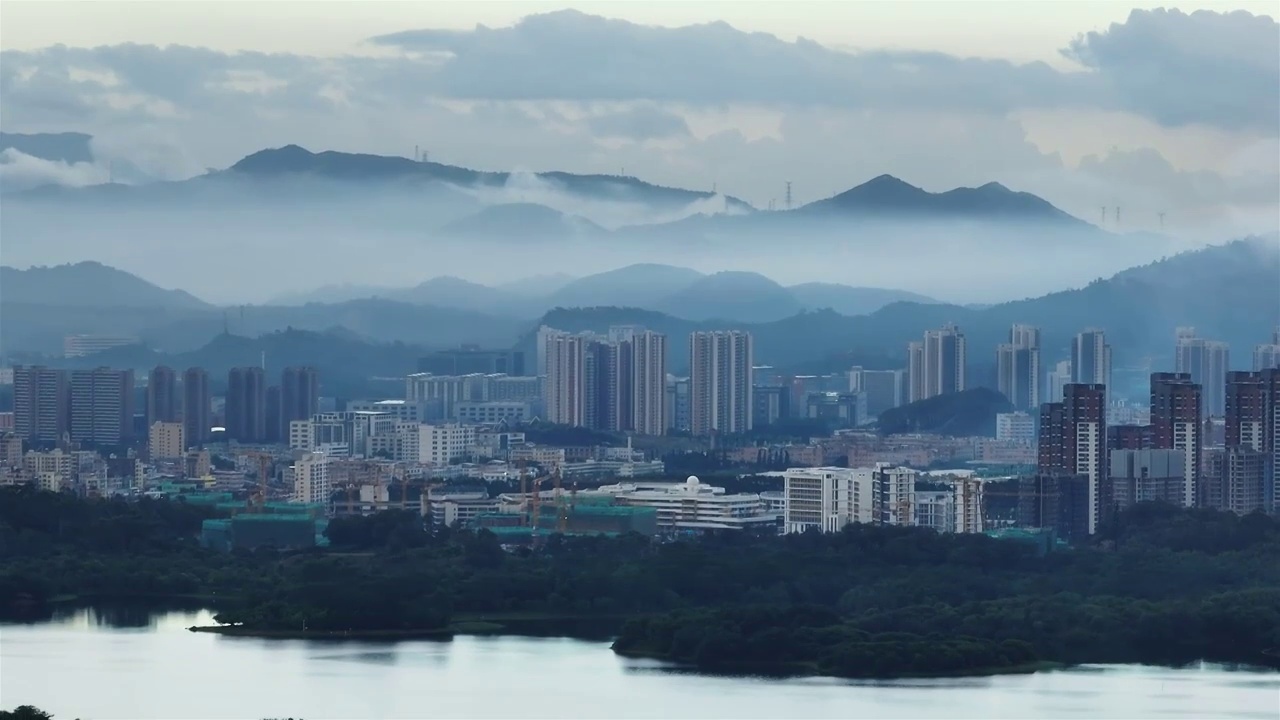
590, 476, 777, 532
418, 423, 477, 465
782, 466, 873, 534
995, 412, 1036, 444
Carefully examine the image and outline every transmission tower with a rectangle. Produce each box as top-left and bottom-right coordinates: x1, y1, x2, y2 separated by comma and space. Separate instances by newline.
785, 181, 792, 210
1158, 212, 1166, 230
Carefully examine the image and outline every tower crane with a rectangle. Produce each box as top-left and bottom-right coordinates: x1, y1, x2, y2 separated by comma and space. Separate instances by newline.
242, 451, 275, 512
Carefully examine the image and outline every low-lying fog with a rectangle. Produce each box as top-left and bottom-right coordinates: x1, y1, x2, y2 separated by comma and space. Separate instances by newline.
0, 175, 1220, 307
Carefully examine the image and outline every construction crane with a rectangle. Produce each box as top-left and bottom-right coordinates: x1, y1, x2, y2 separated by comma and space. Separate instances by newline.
554, 469, 567, 535
242, 451, 274, 512
518, 459, 529, 526
396, 465, 410, 511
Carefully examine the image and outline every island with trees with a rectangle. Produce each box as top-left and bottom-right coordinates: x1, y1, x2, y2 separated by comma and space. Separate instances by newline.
1, 486, 1277, 679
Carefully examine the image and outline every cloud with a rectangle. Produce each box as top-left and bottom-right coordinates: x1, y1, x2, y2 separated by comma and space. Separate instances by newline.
1062, 9, 1280, 133
0, 9, 1273, 241
586, 104, 691, 141
0, 148, 107, 191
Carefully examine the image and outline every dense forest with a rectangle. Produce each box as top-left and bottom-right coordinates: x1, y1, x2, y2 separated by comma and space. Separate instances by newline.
1, 486, 1278, 678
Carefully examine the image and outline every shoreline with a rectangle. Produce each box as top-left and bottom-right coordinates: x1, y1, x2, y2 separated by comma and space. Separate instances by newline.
611, 646, 1064, 681
189, 625, 455, 640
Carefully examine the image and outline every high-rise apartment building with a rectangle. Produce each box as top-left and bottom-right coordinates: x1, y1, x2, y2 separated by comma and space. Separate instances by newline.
13, 366, 70, 444
1038, 383, 1107, 534
281, 366, 320, 432
921, 324, 966, 400
1150, 372, 1201, 508
907, 342, 925, 403
182, 367, 211, 449
291, 451, 331, 504
848, 368, 904, 418
543, 331, 588, 427
146, 365, 179, 425
542, 329, 668, 434
226, 366, 267, 443
689, 331, 753, 436
1071, 329, 1111, 387
1225, 371, 1267, 451
996, 324, 1040, 411
1253, 341, 1280, 372
148, 421, 185, 460
1046, 360, 1071, 403
70, 367, 135, 445
1175, 328, 1229, 418
630, 331, 668, 436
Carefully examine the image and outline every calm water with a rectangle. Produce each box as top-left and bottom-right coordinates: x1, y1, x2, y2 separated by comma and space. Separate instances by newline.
2, 608, 1277, 720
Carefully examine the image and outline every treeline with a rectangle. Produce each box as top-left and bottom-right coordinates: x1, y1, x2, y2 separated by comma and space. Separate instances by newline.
2, 486, 1278, 677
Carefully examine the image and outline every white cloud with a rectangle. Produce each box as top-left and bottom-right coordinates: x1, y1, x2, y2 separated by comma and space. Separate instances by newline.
0, 148, 108, 191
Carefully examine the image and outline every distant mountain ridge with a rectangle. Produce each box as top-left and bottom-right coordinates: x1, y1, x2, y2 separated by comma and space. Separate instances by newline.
3, 239, 1274, 387
263, 263, 941, 321
0, 262, 209, 309
801, 175, 1081, 225
228, 145, 752, 212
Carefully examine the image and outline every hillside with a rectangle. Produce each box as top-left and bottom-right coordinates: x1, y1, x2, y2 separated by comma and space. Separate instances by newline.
788, 283, 940, 315
545, 264, 706, 309
654, 271, 800, 321
876, 388, 1014, 436
228, 145, 747, 211
0, 262, 209, 309
39, 329, 425, 400
800, 175, 1082, 225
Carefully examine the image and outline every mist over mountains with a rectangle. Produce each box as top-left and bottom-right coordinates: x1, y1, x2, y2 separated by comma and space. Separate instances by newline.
1, 141, 1180, 305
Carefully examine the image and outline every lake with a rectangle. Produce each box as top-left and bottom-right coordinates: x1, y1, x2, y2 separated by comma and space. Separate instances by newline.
2, 607, 1277, 720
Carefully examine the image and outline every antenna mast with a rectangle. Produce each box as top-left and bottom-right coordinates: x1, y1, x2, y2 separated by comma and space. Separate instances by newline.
785, 181, 792, 210
1100, 206, 1107, 225
1158, 212, 1165, 230
1115, 206, 1121, 226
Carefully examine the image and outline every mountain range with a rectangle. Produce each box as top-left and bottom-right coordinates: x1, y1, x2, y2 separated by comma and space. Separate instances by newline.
3, 238, 1276, 404
265, 264, 940, 321
2, 141, 1175, 305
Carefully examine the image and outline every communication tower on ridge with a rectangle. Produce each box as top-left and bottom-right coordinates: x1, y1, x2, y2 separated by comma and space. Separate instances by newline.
785, 181, 792, 210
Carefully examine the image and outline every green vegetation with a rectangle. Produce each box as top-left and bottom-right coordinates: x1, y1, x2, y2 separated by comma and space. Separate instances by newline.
2, 486, 1278, 679
876, 388, 1013, 436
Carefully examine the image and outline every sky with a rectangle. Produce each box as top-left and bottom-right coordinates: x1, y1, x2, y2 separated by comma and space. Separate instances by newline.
1, 0, 1278, 238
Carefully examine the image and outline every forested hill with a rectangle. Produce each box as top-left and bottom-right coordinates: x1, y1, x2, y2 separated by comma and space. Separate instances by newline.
0, 488, 1276, 679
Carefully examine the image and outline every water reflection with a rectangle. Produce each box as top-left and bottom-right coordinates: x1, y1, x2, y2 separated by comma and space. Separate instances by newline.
2, 608, 1277, 720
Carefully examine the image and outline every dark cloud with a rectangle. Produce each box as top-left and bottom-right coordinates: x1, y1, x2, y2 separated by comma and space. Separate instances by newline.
1062, 9, 1280, 133
370, 11, 1089, 116
3, 9, 1275, 136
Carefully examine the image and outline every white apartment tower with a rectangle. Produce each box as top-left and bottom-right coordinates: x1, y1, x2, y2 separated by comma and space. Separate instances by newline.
631, 331, 668, 436
1175, 328, 1230, 418
907, 342, 925, 403
1072, 329, 1112, 387
996, 324, 1040, 411
543, 331, 589, 426
291, 451, 331, 505
689, 331, 753, 436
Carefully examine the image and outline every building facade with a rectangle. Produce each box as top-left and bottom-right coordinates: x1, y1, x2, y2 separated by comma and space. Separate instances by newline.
689, 331, 753, 436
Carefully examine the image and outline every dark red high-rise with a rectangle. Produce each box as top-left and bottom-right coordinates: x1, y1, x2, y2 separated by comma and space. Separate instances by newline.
1225, 371, 1267, 451
1036, 383, 1107, 535
1150, 372, 1201, 507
